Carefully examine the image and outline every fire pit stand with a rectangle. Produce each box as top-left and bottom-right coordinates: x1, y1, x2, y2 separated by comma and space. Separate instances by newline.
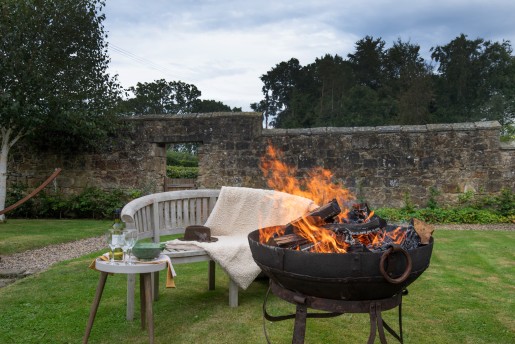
263, 280, 405, 344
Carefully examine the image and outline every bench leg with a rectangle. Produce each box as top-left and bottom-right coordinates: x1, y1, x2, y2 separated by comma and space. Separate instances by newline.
229, 279, 238, 307
126, 273, 136, 321
208, 260, 216, 290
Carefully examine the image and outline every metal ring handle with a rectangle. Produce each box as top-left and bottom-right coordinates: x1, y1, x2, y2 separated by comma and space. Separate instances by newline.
379, 245, 412, 284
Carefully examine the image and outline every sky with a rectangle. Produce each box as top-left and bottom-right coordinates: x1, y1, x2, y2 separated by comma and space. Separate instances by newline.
103, 0, 515, 111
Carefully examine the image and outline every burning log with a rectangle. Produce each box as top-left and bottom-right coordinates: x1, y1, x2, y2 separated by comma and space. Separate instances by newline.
282, 199, 341, 235
266, 233, 309, 248
260, 199, 434, 254
323, 216, 387, 235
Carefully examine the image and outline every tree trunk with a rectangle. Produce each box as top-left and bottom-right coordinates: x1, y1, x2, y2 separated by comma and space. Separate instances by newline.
0, 127, 24, 222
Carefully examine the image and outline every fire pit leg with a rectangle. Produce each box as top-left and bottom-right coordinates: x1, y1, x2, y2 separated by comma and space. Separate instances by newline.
368, 303, 389, 344
292, 303, 308, 344
368, 303, 378, 344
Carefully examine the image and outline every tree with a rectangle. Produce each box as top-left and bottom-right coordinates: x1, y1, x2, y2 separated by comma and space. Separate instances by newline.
383, 39, 434, 124
347, 36, 386, 90
0, 0, 121, 220
258, 58, 304, 127
192, 99, 242, 113
122, 79, 201, 115
311, 54, 354, 126
121, 79, 239, 115
431, 34, 515, 123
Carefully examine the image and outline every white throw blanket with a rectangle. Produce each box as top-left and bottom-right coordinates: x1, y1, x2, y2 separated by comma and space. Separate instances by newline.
166, 186, 317, 289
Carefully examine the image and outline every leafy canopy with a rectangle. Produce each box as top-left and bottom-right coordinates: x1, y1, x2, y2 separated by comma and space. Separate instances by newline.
253, 34, 515, 133
0, 0, 121, 152
120, 78, 242, 115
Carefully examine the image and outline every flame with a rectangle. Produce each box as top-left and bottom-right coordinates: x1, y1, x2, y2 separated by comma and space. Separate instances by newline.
293, 216, 349, 253
260, 145, 354, 212
259, 144, 410, 253
259, 225, 284, 243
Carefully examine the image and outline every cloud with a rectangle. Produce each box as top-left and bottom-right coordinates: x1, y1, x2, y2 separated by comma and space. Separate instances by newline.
103, 0, 515, 111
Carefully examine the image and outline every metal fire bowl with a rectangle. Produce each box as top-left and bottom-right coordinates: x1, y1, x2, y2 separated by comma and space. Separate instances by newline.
248, 229, 433, 301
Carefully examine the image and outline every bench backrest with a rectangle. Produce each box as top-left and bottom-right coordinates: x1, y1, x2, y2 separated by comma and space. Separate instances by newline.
120, 189, 220, 243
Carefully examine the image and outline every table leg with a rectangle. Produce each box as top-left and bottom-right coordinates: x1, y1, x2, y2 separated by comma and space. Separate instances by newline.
140, 274, 146, 329
83, 272, 108, 344
141, 273, 155, 344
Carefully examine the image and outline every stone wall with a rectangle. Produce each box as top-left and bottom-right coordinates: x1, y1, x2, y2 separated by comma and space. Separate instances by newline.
8, 112, 515, 208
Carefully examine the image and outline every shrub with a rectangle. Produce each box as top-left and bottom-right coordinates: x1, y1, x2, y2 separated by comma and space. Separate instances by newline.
167, 150, 198, 167
166, 166, 199, 179
5, 183, 34, 218
5, 186, 135, 219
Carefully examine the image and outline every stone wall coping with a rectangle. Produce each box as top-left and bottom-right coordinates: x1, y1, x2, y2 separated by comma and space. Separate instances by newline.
261, 121, 502, 136
126, 112, 261, 121
474, 121, 502, 130
500, 141, 515, 150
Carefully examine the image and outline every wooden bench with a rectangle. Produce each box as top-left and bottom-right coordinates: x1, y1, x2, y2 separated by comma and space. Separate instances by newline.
121, 189, 241, 321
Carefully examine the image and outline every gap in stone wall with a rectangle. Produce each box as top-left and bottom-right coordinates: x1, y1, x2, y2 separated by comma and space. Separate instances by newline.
166, 142, 201, 191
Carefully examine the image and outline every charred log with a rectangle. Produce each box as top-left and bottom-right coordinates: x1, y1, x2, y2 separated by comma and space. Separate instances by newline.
323, 216, 387, 235
283, 199, 341, 235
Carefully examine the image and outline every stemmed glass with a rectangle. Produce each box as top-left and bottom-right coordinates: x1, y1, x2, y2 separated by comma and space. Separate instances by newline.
123, 230, 138, 265
105, 230, 117, 265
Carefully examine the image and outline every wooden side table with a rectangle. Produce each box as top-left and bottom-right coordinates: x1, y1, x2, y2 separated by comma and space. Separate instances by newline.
83, 259, 167, 344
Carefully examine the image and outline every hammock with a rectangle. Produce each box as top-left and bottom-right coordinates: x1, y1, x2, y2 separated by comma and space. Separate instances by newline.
0, 168, 62, 215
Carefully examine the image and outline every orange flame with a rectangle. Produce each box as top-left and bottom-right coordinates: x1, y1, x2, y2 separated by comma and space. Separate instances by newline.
293, 216, 349, 253
260, 145, 354, 211
259, 225, 284, 244
259, 144, 409, 253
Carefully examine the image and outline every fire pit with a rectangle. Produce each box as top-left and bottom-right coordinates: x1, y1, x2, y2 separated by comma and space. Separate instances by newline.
247, 200, 434, 343
248, 229, 433, 301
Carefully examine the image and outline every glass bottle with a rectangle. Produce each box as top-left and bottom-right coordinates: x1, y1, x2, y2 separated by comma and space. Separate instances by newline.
111, 209, 124, 262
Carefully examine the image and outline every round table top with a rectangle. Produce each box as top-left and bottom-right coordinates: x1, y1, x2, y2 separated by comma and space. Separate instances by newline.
95, 256, 167, 274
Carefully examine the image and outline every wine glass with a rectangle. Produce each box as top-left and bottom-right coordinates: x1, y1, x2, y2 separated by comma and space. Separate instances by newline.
123, 230, 138, 265
105, 231, 117, 265
118, 235, 129, 264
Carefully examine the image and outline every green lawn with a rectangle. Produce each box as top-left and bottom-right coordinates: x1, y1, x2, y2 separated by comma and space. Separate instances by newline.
0, 219, 111, 255
0, 228, 513, 343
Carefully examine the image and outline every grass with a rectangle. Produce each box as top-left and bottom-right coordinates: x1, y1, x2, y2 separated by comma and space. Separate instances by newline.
0, 219, 111, 255
0, 224, 514, 343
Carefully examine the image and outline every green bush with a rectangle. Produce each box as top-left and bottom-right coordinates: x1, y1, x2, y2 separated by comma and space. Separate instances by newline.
375, 188, 515, 224
69, 187, 129, 219
166, 166, 199, 179
167, 150, 198, 167
5, 183, 34, 218
5, 186, 136, 219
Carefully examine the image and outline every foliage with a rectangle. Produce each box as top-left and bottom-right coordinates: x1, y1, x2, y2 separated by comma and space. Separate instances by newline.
376, 188, 515, 224
253, 34, 515, 134
500, 122, 515, 142
121, 79, 201, 115
0, 0, 122, 153
68, 187, 129, 219
119, 79, 240, 115
0, 230, 513, 343
4, 183, 34, 218
167, 150, 198, 167
426, 186, 441, 209
193, 99, 242, 113
166, 166, 199, 179
166, 144, 199, 178
5, 186, 136, 219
